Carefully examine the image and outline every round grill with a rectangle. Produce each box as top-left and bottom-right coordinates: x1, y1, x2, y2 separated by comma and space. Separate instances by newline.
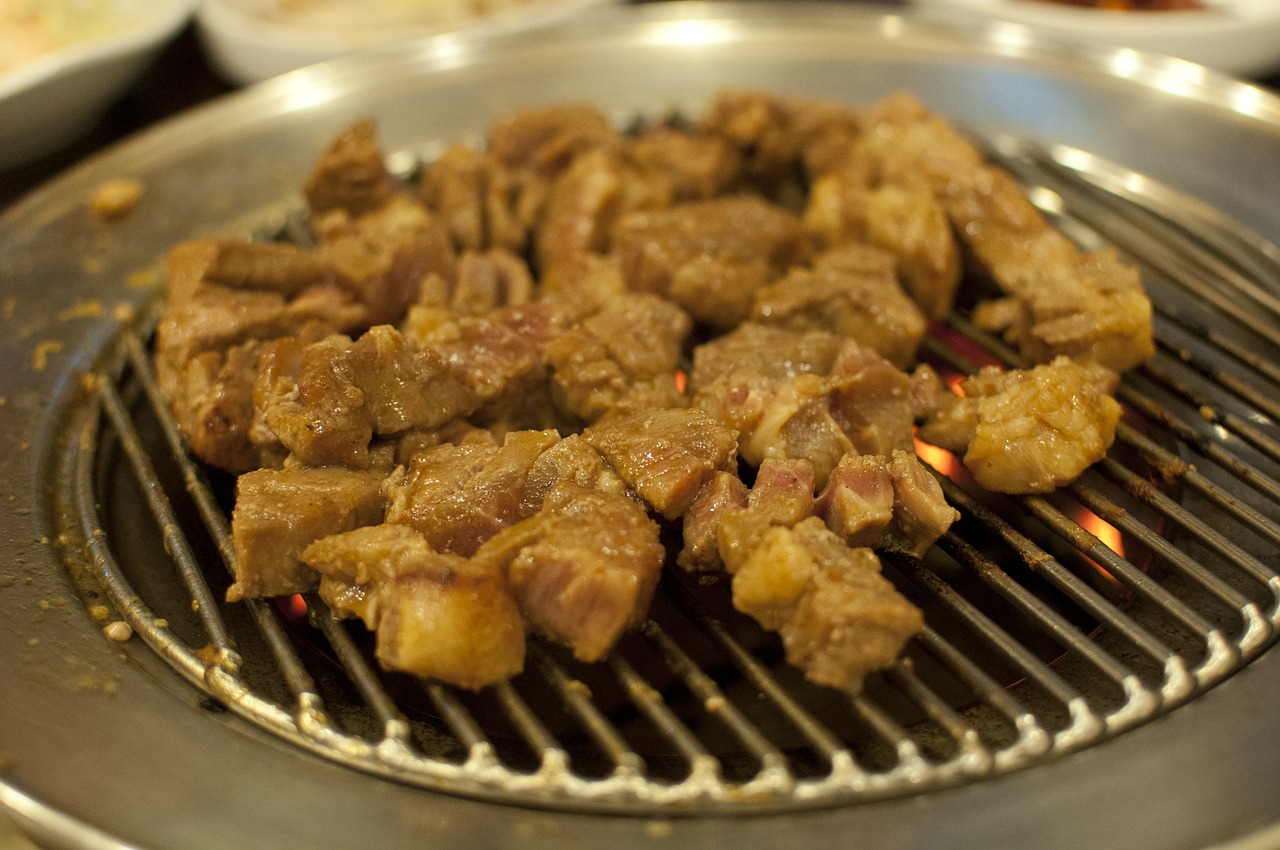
57, 87, 1280, 818
7, 5, 1280, 848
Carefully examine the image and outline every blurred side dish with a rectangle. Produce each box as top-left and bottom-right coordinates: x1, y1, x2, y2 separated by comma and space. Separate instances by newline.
1028, 0, 1204, 9
0, 0, 113, 74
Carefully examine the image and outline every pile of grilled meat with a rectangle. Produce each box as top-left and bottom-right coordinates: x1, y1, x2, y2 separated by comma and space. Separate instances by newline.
152, 90, 1153, 692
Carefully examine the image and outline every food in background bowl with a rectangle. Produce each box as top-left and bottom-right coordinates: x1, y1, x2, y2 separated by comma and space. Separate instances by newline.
196, 0, 619, 85
1028, 0, 1203, 9
0, 0, 195, 171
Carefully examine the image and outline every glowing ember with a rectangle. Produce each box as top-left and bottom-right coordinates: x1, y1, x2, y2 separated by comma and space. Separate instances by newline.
674, 368, 687, 395
915, 438, 961, 479
286, 594, 308, 618
1076, 508, 1125, 558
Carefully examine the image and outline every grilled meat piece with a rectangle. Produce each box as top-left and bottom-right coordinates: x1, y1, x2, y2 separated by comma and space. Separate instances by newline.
717, 458, 817, 574
487, 103, 621, 178
384, 429, 562, 557
613, 195, 809, 329
303, 524, 525, 689
626, 125, 744, 201
253, 325, 477, 469
227, 466, 386, 602
475, 483, 664, 663
303, 118, 404, 219
699, 90, 863, 183
441, 248, 535, 316
804, 172, 961, 320
678, 471, 750, 574
170, 339, 276, 475
735, 518, 923, 691
525, 433, 636, 511
918, 356, 1122, 494
315, 194, 457, 326
816, 450, 958, 558
752, 244, 927, 368
546, 292, 691, 423
855, 92, 1153, 371
537, 148, 671, 278
693, 325, 915, 486
584, 408, 739, 520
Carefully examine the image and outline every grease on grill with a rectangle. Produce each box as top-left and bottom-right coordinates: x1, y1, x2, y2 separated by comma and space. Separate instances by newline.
147, 90, 1152, 694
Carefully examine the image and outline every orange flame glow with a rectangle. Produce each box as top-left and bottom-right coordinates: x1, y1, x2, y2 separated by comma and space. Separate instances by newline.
1075, 508, 1125, 559
286, 594, 308, 618
914, 438, 961, 479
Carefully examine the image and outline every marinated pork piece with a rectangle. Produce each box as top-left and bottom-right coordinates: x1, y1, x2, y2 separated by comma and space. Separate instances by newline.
918, 356, 1122, 494
182, 239, 333, 299
751, 244, 927, 368
487, 103, 622, 178
303, 118, 404, 219
315, 194, 457, 326
584, 408, 739, 520
854, 93, 1153, 371
418, 143, 488, 251
383, 429, 562, 557
725, 514, 922, 690
253, 324, 478, 469
170, 338, 279, 475
302, 524, 525, 689
678, 471, 749, 573
815, 450, 958, 558
405, 303, 556, 406
475, 483, 665, 663
613, 195, 809, 329
524, 433, 636, 512
716, 458, 817, 574
536, 148, 671, 278
154, 242, 367, 391
732, 518, 922, 691
699, 90, 863, 183
692, 325, 916, 486
545, 292, 691, 423
626, 125, 744, 201
803, 172, 961, 320
227, 466, 386, 602
443, 249, 535, 317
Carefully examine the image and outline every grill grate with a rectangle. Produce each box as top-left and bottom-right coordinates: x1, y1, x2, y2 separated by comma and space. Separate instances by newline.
62, 136, 1280, 812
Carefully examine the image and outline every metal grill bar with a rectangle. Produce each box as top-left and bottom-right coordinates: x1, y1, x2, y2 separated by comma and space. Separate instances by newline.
65, 134, 1280, 812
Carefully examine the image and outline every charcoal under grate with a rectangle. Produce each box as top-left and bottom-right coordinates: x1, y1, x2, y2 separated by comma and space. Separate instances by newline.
57, 133, 1280, 812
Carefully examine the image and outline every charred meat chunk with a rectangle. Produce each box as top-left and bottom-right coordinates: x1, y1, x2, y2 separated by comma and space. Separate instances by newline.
227, 466, 386, 602
303, 524, 525, 689
475, 483, 664, 663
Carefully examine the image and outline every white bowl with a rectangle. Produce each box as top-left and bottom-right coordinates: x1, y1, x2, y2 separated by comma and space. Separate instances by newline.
196, 0, 622, 85
0, 0, 198, 171
911, 0, 1280, 78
